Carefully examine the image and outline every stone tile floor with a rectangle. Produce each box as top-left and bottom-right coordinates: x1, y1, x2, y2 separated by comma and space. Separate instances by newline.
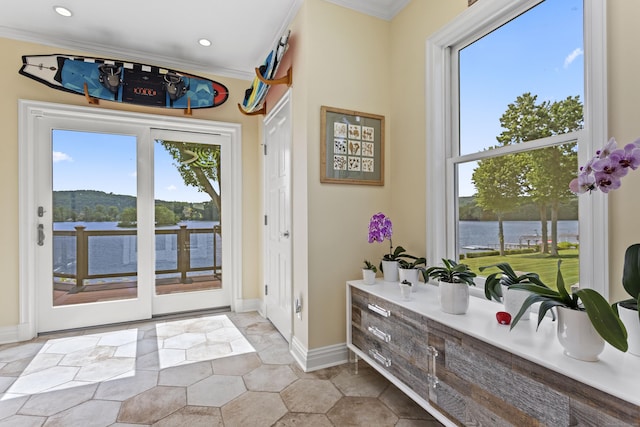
0, 311, 444, 426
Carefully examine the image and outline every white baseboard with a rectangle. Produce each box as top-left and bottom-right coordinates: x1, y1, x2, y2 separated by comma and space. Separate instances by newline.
234, 298, 262, 313
291, 336, 349, 372
0, 323, 34, 345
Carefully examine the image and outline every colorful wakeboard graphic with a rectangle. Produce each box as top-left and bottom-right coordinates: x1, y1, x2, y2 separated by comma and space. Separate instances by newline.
20, 54, 229, 109
240, 30, 290, 114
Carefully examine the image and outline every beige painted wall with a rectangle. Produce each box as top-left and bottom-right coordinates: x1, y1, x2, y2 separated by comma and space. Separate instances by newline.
389, 0, 467, 260
0, 37, 261, 327
607, 1, 640, 303
299, 0, 394, 349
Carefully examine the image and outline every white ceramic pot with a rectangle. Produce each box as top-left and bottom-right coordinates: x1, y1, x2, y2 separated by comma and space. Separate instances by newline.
381, 260, 399, 282
362, 269, 376, 285
618, 305, 640, 356
438, 281, 469, 315
398, 268, 420, 291
556, 307, 604, 362
503, 285, 531, 321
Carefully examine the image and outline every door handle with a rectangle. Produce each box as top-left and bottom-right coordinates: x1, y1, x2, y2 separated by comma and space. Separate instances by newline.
37, 224, 45, 246
282, 231, 290, 238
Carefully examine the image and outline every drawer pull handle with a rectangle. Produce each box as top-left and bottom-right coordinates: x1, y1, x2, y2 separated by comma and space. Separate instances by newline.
367, 303, 391, 317
368, 325, 391, 343
369, 349, 391, 368
427, 345, 439, 394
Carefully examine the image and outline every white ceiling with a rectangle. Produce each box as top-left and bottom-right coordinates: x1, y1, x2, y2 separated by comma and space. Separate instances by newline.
0, 0, 409, 80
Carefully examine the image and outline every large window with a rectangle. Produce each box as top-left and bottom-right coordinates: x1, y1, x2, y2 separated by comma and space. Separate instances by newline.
427, 0, 608, 294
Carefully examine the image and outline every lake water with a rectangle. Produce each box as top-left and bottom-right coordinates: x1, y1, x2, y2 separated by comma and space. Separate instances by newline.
459, 220, 578, 253
53, 221, 220, 277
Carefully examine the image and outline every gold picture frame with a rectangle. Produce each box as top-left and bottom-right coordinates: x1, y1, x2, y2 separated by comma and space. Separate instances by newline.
320, 106, 384, 185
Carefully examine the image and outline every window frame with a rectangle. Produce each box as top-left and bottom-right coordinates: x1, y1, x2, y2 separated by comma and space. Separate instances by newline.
426, 0, 608, 295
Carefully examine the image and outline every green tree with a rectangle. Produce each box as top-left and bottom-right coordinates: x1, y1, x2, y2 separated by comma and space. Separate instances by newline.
472, 154, 526, 255
159, 141, 221, 214
495, 93, 581, 255
155, 205, 178, 226
118, 207, 137, 227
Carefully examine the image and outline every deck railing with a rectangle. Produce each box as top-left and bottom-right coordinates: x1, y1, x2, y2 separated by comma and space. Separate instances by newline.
53, 225, 221, 286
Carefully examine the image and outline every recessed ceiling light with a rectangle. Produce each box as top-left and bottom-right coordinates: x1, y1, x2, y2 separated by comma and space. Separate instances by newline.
53, 6, 73, 17
198, 38, 212, 47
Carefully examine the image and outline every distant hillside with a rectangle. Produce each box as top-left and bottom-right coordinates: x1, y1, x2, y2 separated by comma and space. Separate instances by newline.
459, 195, 578, 221
53, 190, 219, 222
54, 190, 136, 212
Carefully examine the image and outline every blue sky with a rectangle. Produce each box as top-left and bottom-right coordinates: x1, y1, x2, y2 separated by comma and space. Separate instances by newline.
458, 0, 583, 196
53, 130, 212, 203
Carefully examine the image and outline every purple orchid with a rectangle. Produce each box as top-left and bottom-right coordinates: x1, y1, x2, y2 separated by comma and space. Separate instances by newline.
368, 212, 394, 256
570, 136, 640, 194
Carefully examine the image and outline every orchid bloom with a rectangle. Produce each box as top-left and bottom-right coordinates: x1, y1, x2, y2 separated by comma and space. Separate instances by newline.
570, 136, 640, 194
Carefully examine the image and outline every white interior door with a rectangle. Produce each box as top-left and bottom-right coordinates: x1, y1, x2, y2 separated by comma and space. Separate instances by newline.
264, 92, 292, 341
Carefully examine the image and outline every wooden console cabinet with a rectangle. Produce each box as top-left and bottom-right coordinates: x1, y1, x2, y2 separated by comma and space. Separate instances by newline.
347, 280, 640, 427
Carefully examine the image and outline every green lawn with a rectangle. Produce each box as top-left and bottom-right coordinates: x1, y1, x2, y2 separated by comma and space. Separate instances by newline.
461, 249, 579, 290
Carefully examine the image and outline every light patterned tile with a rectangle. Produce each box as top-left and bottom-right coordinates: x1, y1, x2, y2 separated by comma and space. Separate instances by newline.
185, 342, 232, 362
280, 379, 342, 413
75, 358, 135, 382
187, 375, 245, 407
327, 396, 398, 427
59, 345, 117, 368
44, 336, 100, 355
220, 391, 287, 426
0, 395, 29, 421
243, 365, 297, 392
163, 333, 206, 350
42, 399, 120, 427
18, 383, 98, 416
152, 405, 223, 427
158, 361, 212, 387
0, 414, 46, 427
22, 354, 64, 376
0, 344, 44, 363
8, 367, 79, 394
94, 370, 157, 401
117, 386, 186, 424
95, 330, 138, 347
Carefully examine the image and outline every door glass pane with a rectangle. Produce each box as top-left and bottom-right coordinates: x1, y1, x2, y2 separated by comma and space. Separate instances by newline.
154, 139, 221, 295
52, 130, 138, 306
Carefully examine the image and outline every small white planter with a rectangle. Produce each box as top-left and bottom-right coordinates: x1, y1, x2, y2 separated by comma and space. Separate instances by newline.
362, 269, 376, 285
556, 307, 604, 362
503, 285, 531, 321
618, 305, 640, 356
398, 268, 420, 291
438, 281, 469, 315
399, 282, 412, 300
381, 260, 399, 282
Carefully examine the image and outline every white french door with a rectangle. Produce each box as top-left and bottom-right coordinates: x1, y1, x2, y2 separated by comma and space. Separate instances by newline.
21, 102, 239, 333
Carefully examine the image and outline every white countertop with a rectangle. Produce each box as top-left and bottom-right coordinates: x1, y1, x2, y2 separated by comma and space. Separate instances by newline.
348, 279, 640, 407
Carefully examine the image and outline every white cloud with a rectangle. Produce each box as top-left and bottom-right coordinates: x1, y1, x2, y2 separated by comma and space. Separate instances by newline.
564, 47, 584, 69
167, 185, 177, 191
52, 151, 72, 163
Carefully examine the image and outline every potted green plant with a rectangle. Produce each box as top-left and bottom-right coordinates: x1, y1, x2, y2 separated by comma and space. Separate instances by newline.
510, 260, 628, 361
480, 263, 545, 321
425, 259, 477, 314
398, 254, 427, 289
362, 260, 377, 285
616, 243, 640, 356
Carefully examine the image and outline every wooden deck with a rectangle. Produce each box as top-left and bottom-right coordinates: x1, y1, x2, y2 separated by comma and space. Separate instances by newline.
53, 275, 222, 306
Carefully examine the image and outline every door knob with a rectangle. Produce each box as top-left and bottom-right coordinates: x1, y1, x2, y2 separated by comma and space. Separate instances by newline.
282, 231, 290, 238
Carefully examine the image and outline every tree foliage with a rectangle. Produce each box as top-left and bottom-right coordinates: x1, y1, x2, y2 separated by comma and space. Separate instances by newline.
159, 141, 221, 212
472, 92, 581, 256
